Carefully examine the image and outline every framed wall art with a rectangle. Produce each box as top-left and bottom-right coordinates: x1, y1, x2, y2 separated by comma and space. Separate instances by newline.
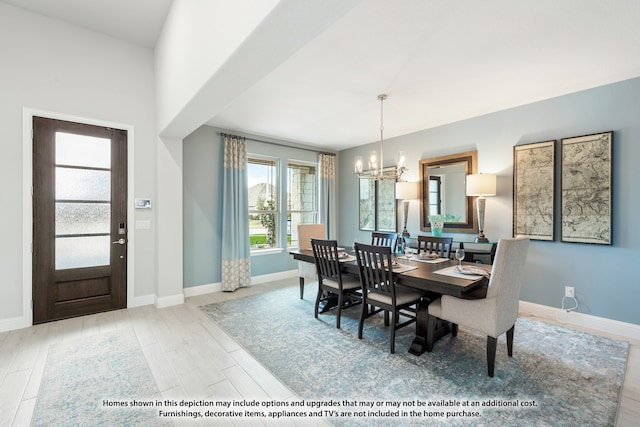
560, 131, 612, 245
513, 140, 555, 241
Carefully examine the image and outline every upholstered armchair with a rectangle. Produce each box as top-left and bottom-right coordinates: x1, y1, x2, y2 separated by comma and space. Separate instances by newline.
297, 224, 326, 299
426, 237, 530, 377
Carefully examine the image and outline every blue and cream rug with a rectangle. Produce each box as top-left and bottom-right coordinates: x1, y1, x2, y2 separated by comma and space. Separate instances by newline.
202, 285, 629, 427
31, 328, 169, 426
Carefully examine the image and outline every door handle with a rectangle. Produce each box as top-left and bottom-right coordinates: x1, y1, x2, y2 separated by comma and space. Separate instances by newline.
112, 238, 126, 245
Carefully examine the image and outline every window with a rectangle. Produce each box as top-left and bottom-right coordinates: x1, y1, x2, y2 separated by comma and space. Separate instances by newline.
359, 178, 396, 231
248, 157, 278, 250
287, 161, 317, 247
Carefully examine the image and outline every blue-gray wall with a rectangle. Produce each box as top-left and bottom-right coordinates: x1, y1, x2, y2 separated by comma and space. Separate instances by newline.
184, 78, 639, 325
339, 77, 640, 325
183, 126, 317, 287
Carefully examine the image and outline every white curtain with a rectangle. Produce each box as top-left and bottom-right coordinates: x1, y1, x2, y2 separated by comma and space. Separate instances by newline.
221, 135, 251, 291
319, 153, 337, 239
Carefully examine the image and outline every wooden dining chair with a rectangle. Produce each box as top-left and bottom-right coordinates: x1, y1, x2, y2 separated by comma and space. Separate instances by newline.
426, 237, 530, 377
354, 242, 423, 353
417, 236, 453, 258
371, 231, 398, 252
311, 238, 361, 329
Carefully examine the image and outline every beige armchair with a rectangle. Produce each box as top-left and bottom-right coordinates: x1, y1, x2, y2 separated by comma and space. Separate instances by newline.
297, 224, 326, 299
426, 237, 530, 377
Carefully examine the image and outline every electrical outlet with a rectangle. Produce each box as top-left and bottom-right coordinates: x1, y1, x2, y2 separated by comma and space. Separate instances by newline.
565, 286, 575, 298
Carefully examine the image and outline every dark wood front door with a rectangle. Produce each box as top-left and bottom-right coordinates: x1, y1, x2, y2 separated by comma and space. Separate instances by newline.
32, 116, 128, 324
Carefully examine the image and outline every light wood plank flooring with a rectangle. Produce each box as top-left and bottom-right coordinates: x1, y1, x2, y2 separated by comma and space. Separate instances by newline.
1, 277, 638, 426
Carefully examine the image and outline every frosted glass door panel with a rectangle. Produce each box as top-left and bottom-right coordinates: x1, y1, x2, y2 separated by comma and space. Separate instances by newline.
56, 132, 111, 168
56, 168, 110, 201
56, 203, 110, 235
55, 236, 110, 270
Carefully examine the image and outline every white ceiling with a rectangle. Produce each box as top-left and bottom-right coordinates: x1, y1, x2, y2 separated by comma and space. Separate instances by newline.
1, 0, 173, 48
6, 0, 640, 151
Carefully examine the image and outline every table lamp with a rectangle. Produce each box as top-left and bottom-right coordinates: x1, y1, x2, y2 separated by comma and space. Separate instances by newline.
466, 173, 496, 243
395, 181, 419, 237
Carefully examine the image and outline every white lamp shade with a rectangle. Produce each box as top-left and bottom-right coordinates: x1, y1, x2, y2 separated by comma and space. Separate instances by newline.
466, 173, 497, 196
395, 181, 419, 200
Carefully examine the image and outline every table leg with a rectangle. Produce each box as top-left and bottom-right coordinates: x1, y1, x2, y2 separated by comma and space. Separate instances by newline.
408, 301, 428, 355
409, 299, 452, 356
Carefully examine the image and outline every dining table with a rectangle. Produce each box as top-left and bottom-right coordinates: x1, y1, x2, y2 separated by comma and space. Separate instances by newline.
290, 247, 491, 355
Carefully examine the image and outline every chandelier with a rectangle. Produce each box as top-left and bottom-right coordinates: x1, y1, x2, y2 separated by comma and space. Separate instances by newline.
354, 94, 407, 180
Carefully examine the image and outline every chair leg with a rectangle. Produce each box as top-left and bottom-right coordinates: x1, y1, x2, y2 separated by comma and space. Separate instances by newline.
390, 311, 398, 354
314, 285, 323, 319
506, 324, 515, 357
336, 292, 343, 329
384, 310, 390, 326
299, 277, 304, 299
451, 323, 458, 337
358, 303, 367, 339
487, 336, 497, 377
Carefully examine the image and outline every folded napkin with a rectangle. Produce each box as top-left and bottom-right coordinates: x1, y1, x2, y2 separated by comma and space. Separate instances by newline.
456, 265, 491, 279
434, 265, 490, 280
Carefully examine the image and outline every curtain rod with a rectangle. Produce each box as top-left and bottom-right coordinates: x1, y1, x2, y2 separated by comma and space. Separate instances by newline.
218, 132, 336, 156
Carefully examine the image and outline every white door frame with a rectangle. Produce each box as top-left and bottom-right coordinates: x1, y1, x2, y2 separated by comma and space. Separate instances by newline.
22, 108, 135, 328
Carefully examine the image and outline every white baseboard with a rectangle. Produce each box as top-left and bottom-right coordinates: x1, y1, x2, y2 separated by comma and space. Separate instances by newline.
519, 300, 640, 342
183, 282, 222, 298
155, 293, 185, 309
250, 269, 298, 285
130, 294, 156, 308
0, 314, 31, 333
182, 269, 299, 299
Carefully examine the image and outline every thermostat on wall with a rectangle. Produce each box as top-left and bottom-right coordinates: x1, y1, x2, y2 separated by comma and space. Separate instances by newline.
135, 198, 152, 209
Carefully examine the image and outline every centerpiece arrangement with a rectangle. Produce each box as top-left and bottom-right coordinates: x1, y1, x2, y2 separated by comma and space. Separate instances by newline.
428, 214, 460, 237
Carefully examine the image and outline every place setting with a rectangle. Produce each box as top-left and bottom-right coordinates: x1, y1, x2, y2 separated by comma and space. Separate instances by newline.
434, 248, 491, 279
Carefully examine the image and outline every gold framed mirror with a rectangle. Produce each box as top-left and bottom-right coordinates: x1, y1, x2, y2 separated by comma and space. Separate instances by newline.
419, 150, 478, 233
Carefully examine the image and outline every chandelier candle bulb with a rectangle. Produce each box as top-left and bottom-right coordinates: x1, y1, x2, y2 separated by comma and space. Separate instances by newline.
354, 156, 363, 174
353, 94, 407, 180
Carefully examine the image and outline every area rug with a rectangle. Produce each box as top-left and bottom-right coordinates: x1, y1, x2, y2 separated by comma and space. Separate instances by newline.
201, 285, 629, 427
31, 329, 170, 427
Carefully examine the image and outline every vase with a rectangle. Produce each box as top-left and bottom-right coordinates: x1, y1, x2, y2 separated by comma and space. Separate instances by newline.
432, 221, 444, 237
